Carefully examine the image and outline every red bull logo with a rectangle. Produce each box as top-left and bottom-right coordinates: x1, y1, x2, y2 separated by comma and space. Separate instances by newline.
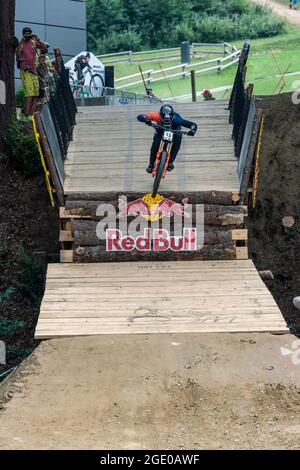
118, 193, 190, 221
95, 193, 204, 252
106, 228, 197, 252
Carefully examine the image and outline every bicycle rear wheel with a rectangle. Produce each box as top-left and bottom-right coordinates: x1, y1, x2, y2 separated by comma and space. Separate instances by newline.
152, 151, 167, 198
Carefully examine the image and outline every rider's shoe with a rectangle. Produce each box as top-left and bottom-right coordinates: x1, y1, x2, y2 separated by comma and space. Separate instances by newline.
146, 165, 154, 174
167, 162, 174, 171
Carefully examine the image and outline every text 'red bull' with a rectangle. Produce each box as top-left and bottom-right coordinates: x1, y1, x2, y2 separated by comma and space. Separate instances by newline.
106, 228, 197, 252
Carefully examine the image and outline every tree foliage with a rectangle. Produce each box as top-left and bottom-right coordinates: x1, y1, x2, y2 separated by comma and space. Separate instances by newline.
86, 0, 286, 53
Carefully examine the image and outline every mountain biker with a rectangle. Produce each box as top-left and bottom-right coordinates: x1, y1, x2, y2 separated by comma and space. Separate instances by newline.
137, 104, 197, 173
74, 52, 91, 83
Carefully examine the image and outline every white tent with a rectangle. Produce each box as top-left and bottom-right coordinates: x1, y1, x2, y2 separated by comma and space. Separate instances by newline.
65, 52, 105, 90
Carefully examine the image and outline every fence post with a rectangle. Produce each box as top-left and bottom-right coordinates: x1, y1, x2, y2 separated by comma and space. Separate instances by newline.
182, 65, 186, 78
129, 50, 133, 63
181, 41, 190, 64
191, 70, 197, 102
217, 59, 221, 74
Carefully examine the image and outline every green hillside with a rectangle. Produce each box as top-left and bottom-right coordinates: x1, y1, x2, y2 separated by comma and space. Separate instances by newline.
99, 29, 300, 100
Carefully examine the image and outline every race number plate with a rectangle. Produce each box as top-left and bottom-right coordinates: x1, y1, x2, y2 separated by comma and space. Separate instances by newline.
163, 131, 173, 142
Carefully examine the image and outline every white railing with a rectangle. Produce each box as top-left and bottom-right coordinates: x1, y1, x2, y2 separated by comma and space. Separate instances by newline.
96, 47, 181, 64
191, 42, 238, 57
96, 42, 238, 64
115, 49, 241, 89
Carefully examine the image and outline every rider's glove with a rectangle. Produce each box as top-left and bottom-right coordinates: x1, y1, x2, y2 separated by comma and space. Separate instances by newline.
145, 118, 152, 126
188, 125, 197, 136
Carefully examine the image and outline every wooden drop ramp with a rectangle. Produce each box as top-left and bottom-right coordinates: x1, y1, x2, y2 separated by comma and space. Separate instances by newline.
36, 260, 287, 338
35, 100, 287, 338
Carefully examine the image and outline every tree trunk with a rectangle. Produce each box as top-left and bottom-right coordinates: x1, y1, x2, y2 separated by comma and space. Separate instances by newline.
0, 0, 16, 144
73, 244, 237, 263
65, 190, 237, 206
72, 220, 237, 246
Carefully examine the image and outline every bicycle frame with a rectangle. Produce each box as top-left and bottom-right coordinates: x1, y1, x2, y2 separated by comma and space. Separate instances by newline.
152, 125, 188, 178
153, 134, 173, 178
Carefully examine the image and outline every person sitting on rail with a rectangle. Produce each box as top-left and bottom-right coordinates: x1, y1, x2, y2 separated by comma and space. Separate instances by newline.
137, 104, 197, 173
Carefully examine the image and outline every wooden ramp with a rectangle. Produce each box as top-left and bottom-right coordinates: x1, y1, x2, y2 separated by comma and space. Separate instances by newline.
64, 100, 240, 194
35, 260, 287, 338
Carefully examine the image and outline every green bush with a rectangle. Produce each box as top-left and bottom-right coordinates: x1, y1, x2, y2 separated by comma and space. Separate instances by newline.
87, 0, 287, 53
0, 317, 25, 336
16, 248, 44, 304
4, 119, 42, 177
0, 287, 16, 303
7, 346, 33, 361
0, 243, 8, 276
96, 26, 142, 54
16, 88, 25, 108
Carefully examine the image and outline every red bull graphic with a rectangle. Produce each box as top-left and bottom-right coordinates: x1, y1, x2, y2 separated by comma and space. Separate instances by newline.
118, 194, 190, 221
106, 228, 197, 252
95, 193, 204, 252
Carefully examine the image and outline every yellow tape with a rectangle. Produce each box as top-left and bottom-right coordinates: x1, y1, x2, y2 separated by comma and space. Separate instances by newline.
32, 114, 55, 207
253, 116, 264, 209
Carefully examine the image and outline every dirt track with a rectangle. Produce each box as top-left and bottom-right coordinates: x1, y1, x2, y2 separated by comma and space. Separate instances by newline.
251, 0, 300, 26
0, 333, 300, 450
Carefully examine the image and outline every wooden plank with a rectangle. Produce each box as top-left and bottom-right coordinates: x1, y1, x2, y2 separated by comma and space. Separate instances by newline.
35, 260, 286, 338
60, 250, 74, 263
231, 229, 248, 241
59, 230, 74, 242
236, 247, 249, 259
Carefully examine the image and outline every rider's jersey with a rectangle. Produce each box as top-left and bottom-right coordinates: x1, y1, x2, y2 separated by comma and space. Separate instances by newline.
137, 111, 197, 132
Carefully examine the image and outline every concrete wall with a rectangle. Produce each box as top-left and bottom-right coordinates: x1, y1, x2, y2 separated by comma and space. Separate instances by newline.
15, 0, 87, 87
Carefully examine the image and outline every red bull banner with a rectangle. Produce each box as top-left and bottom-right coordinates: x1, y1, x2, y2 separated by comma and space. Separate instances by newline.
95, 194, 204, 253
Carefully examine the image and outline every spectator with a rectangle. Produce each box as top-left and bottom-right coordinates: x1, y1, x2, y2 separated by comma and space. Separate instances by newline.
290, 0, 298, 9
36, 54, 56, 101
201, 88, 215, 101
16, 27, 47, 117
146, 87, 157, 98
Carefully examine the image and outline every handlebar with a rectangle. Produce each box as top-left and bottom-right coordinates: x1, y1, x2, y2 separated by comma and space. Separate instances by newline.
149, 122, 190, 136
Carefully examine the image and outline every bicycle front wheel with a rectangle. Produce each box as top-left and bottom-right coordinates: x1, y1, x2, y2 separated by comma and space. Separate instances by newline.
152, 151, 167, 198
90, 74, 104, 97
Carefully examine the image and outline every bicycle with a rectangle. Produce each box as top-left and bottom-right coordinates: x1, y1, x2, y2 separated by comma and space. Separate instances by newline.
149, 123, 190, 198
70, 64, 104, 98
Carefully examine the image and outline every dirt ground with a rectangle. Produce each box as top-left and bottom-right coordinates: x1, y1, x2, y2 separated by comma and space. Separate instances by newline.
0, 160, 59, 376
251, 0, 300, 27
0, 333, 299, 450
249, 93, 300, 334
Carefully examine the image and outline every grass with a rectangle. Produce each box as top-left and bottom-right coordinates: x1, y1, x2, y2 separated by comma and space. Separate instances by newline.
100, 27, 300, 100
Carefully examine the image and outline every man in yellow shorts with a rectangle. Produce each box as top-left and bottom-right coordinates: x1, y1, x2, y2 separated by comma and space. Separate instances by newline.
16, 27, 47, 117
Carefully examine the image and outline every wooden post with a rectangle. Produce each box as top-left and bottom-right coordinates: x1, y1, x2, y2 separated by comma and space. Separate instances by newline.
191, 70, 197, 102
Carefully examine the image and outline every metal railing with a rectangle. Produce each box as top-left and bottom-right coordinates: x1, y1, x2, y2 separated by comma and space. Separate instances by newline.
229, 41, 251, 159
48, 58, 77, 157
72, 85, 162, 106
